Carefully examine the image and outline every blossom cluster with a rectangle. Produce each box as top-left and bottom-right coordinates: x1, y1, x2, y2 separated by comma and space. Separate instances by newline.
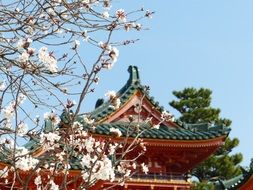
34, 176, 59, 190
44, 111, 61, 127
14, 147, 39, 171
161, 111, 175, 122
16, 39, 58, 73
81, 155, 115, 182
99, 42, 120, 69
0, 111, 151, 189
82, 115, 95, 125
2, 94, 26, 130
105, 90, 121, 109
38, 47, 58, 73
40, 132, 61, 147
110, 127, 122, 137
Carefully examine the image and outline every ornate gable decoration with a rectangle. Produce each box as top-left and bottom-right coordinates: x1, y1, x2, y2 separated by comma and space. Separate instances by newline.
91, 66, 178, 128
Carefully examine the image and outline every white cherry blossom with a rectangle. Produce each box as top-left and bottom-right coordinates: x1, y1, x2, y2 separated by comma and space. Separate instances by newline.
17, 122, 28, 136
116, 9, 126, 22
110, 127, 122, 137
38, 47, 58, 73
40, 132, 61, 145
83, 115, 95, 124
105, 90, 117, 99
15, 148, 39, 171
141, 163, 149, 174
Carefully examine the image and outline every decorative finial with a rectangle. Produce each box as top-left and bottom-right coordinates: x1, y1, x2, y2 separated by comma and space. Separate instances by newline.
127, 65, 140, 84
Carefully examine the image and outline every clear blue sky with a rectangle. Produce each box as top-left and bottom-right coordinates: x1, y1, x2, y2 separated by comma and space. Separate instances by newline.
85, 0, 253, 167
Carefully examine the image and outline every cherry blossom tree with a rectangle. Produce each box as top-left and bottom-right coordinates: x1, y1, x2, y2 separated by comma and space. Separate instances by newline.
0, 0, 156, 189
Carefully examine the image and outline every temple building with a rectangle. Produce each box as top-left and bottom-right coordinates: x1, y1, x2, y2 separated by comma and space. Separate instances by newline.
0, 66, 242, 190
85, 66, 230, 190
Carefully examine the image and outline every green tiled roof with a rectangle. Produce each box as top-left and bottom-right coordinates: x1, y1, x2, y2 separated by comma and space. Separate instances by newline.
22, 120, 229, 154
53, 122, 229, 170
214, 160, 253, 190
84, 122, 230, 141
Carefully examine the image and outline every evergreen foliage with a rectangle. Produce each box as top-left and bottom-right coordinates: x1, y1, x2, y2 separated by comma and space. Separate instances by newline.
170, 88, 243, 188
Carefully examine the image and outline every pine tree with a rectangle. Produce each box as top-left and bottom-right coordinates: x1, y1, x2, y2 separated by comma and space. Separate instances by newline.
170, 88, 243, 188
